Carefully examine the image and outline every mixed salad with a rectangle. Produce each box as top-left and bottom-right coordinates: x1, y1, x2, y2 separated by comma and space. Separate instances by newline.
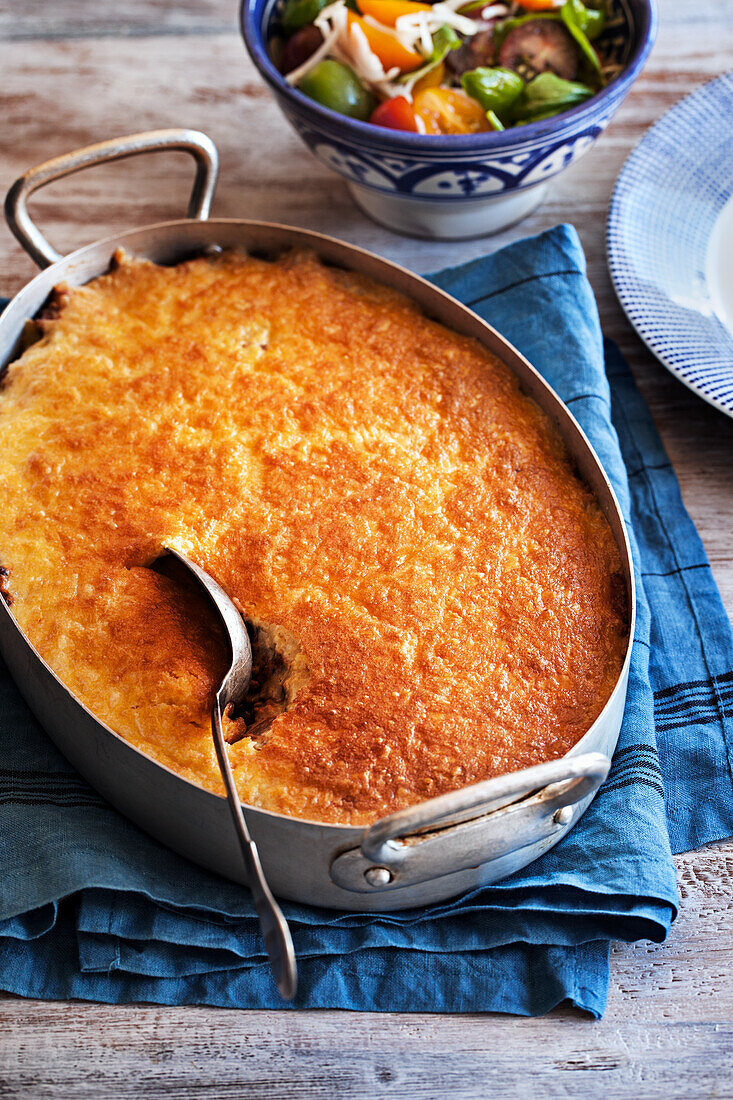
270, 0, 622, 135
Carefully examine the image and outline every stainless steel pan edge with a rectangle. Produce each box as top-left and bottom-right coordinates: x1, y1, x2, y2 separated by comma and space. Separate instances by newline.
0, 165, 635, 910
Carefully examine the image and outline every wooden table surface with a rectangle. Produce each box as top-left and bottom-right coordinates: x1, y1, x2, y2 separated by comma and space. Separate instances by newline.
1, 1, 732, 1095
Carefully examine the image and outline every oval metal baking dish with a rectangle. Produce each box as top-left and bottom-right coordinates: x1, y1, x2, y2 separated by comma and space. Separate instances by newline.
0, 130, 636, 911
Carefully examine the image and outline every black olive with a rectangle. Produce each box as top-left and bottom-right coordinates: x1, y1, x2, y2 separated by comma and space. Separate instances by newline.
280, 24, 324, 75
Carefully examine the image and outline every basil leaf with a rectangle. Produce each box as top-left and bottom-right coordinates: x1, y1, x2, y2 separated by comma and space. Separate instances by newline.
565, 0, 606, 40
509, 70, 593, 121
560, 0, 603, 80
397, 24, 461, 85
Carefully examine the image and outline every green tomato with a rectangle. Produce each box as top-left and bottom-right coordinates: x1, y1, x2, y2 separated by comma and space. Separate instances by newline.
461, 67, 524, 118
281, 0, 329, 34
297, 60, 375, 120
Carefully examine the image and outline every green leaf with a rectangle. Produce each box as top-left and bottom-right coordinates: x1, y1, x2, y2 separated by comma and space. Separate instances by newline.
461, 67, 524, 118
565, 0, 605, 40
560, 0, 603, 81
397, 25, 461, 85
509, 70, 593, 122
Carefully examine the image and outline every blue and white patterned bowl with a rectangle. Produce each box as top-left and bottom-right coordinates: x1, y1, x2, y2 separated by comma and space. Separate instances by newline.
607, 72, 733, 417
241, 0, 656, 238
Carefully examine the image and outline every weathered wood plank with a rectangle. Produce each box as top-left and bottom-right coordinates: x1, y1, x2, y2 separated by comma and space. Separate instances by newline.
0, 0, 238, 41
1, 971, 733, 1099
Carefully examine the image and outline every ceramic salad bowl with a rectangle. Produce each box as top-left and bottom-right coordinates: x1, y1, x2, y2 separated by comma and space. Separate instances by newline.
241, 0, 656, 239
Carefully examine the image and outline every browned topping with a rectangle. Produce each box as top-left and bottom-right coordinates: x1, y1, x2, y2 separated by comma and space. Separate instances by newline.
0, 250, 628, 824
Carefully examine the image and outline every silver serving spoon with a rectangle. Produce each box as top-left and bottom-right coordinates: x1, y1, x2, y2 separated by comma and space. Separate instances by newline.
164, 547, 298, 1001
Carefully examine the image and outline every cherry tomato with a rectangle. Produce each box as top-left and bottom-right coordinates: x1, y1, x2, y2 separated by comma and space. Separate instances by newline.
346, 11, 424, 72
357, 0, 432, 26
498, 19, 578, 80
369, 96, 421, 131
413, 87, 494, 135
514, 0, 564, 9
445, 30, 497, 77
412, 61, 445, 96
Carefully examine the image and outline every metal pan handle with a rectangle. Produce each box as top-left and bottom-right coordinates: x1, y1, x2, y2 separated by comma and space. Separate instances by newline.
4, 129, 219, 269
329, 752, 610, 894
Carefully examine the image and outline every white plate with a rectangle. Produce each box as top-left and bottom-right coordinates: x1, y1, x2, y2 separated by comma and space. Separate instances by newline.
607, 72, 733, 417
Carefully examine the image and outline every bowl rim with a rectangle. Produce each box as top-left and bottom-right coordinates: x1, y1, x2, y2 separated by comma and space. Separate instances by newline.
240, 0, 658, 151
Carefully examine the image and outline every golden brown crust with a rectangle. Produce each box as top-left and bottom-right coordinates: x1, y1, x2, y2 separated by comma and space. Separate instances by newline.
0, 249, 628, 824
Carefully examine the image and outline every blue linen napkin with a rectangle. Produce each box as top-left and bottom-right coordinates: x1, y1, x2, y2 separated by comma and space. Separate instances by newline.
1, 224, 732, 1017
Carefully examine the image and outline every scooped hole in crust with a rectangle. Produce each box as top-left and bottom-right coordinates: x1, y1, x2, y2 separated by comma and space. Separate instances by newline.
227, 617, 309, 745
148, 553, 309, 744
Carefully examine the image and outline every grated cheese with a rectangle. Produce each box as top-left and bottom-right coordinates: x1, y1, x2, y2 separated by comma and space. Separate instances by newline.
430, 4, 483, 36
395, 11, 435, 55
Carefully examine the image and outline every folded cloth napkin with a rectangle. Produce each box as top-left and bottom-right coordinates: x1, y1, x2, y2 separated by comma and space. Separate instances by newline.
1, 224, 732, 1017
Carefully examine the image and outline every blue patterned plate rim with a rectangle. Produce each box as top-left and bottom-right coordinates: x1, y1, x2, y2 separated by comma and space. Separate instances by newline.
607, 71, 733, 419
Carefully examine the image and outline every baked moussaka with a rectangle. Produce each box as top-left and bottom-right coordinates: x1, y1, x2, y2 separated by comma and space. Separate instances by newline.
0, 249, 628, 825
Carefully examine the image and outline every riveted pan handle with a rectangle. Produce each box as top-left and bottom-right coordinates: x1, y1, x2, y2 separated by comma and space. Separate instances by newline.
329, 753, 610, 894
4, 129, 219, 269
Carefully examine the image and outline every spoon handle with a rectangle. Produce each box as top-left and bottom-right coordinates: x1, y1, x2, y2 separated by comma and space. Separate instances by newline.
211, 702, 298, 1001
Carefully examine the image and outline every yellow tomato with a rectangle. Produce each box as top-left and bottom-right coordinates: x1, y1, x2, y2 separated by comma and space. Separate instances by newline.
412, 61, 445, 96
514, 0, 564, 8
357, 0, 432, 27
413, 87, 495, 135
346, 11, 424, 72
